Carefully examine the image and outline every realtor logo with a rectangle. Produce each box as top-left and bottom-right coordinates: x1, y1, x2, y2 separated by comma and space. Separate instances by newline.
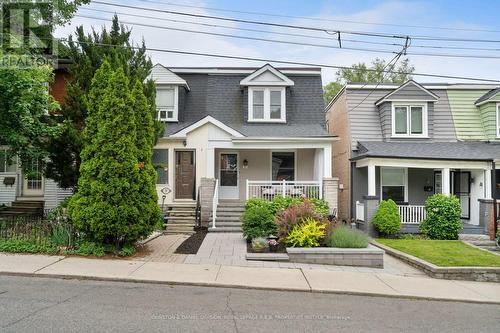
0, 0, 56, 67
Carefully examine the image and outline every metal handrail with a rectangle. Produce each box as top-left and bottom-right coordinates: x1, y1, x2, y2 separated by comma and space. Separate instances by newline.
212, 179, 219, 229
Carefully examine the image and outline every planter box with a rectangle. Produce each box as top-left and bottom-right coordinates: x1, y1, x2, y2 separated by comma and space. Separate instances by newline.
286, 245, 384, 268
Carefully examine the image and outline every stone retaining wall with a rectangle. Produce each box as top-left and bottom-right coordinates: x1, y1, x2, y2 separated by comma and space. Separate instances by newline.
286, 245, 384, 268
373, 241, 500, 282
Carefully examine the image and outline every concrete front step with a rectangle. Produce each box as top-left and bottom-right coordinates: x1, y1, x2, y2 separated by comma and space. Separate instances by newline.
165, 215, 196, 220
212, 222, 242, 227
208, 227, 242, 233
164, 230, 195, 235
218, 201, 245, 207
212, 216, 241, 222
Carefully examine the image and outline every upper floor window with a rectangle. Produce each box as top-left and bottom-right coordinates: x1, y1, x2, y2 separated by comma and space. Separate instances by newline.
497, 103, 500, 137
248, 87, 286, 122
156, 86, 178, 122
392, 103, 428, 137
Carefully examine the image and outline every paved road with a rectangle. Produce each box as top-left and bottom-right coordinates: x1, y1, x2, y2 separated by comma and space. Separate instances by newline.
0, 276, 498, 333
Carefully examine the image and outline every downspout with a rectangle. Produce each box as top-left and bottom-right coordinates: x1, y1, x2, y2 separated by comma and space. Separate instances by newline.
493, 162, 498, 236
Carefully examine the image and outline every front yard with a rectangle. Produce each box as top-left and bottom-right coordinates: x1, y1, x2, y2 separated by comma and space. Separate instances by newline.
377, 239, 500, 267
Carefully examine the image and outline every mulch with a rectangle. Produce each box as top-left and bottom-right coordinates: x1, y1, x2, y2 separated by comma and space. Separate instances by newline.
174, 228, 208, 254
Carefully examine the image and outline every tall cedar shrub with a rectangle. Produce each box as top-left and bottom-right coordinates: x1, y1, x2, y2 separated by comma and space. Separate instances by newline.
132, 80, 161, 230
68, 64, 146, 246
371, 199, 401, 236
420, 194, 462, 240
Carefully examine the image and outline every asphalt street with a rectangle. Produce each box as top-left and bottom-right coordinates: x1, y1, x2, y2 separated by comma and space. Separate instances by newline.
0, 276, 498, 332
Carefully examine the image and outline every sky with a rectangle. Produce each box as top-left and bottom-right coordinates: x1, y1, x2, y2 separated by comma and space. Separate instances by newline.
55, 0, 500, 85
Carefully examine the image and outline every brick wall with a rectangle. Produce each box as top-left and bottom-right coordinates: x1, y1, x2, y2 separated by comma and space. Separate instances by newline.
50, 69, 72, 106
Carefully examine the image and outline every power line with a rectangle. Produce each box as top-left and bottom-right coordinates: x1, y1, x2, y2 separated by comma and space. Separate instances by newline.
53, 37, 500, 83
80, 7, 406, 48
80, 7, 500, 53
75, 14, 500, 59
135, 0, 500, 34
91, 1, 500, 43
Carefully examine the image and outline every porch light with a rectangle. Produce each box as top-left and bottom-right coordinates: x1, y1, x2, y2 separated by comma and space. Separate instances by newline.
243, 159, 249, 168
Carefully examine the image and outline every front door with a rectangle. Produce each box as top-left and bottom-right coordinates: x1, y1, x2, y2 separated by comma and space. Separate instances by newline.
451, 171, 471, 219
23, 159, 44, 196
175, 151, 195, 200
219, 152, 239, 200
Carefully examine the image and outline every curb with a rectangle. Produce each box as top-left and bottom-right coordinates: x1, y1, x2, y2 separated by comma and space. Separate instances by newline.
1, 270, 499, 306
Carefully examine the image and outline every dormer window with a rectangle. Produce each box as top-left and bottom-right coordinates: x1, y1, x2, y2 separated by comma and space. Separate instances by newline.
392, 103, 428, 137
248, 87, 286, 122
156, 86, 178, 122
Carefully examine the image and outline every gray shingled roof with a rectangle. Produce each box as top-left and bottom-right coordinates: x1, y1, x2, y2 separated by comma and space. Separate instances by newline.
352, 141, 500, 161
163, 72, 329, 137
475, 88, 500, 105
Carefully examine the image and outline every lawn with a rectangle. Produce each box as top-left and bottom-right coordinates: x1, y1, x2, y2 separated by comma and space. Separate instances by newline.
376, 239, 500, 267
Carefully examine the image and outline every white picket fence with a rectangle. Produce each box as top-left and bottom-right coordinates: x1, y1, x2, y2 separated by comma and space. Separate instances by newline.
398, 205, 426, 224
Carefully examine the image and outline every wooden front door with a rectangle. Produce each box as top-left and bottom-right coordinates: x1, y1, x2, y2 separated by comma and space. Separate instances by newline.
175, 151, 195, 199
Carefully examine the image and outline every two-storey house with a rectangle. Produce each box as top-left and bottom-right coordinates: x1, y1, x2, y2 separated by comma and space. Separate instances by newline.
150, 64, 338, 230
326, 80, 500, 236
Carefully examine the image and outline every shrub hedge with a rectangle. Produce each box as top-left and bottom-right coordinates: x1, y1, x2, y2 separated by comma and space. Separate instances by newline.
371, 199, 401, 236
420, 194, 462, 240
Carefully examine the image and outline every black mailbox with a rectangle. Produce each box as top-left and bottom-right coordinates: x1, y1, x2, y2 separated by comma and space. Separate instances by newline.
3, 177, 15, 186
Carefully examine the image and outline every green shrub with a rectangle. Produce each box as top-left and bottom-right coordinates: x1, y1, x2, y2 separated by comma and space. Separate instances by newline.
251, 237, 268, 252
245, 198, 271, 212
420, 194, 462, 240
326, 226, 368, 248
286, 218, 326, 247
270, 196, 302, 215
118, 244, 136, 257
275, 200, 327, 239
65, 241, 107, 257
309, 198, 330, 216
50, 224, 73, 247
241, 206, 277, 240
0, 239, 58, 254
372, 199, 401, 235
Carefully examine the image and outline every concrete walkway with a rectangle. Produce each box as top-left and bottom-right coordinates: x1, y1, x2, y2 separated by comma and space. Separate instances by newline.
1, 253, 499, 304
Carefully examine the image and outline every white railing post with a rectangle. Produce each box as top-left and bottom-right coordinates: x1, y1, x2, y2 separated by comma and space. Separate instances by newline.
282, 179, 286, 197
319, 179, 323, 199
212, 179, 219, 229
246, 179, 249, 200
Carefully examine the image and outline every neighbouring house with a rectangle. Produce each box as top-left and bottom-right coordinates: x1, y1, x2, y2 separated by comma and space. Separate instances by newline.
0, 60, 73, 213
326, 80, 500, 236
149, 64, 338, 231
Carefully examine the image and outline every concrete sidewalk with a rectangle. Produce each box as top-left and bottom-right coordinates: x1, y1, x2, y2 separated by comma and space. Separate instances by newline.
1, 253, 499, 304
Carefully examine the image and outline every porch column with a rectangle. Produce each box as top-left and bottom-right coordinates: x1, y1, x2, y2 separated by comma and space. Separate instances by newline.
367, 163, 376, 197
484, 168, 492, 199
441, 168, 450, 195
322, 145, 332, 178
206, 148, 215, 178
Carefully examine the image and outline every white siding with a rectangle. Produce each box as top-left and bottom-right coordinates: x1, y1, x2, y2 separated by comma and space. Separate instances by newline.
43, 179, 73, 209
0, 173, 18, 205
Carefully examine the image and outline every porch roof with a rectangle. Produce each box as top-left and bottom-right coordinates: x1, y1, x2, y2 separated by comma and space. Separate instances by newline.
352, 141, 500, 162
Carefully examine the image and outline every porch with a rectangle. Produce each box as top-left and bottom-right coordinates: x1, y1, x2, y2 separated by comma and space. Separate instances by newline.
353, 157, 495, 235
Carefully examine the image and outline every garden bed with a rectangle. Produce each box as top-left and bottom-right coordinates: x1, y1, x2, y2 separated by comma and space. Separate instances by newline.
286, 245, 384, 268
174, 228, 208, 254
374, 239, 500, 282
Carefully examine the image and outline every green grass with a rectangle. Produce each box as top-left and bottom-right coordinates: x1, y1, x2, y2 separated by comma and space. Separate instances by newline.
376, 239, 500, 267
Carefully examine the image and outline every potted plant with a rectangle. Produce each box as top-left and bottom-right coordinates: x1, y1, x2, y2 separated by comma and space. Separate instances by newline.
251, 237, 268, 253
267, 235, 279, 252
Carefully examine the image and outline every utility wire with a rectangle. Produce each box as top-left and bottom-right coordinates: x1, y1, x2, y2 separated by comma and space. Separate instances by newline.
135, 0, 500, 34
75, 14, 500, 59
80, 7, 406, 48
52, 37, 500, 83
80, 7, 500, 53
91, 1, 500, 43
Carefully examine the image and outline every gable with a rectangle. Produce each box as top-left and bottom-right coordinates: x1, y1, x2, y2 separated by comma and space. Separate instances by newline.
149, 64, 190, 89
375, 80, 438, 106
170, 116, 244, 138
475, 88, 500, 106
240, 64, 294, 86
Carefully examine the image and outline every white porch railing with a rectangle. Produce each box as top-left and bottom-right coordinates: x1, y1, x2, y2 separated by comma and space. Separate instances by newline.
246, 180, 322, 201
212, 179, 219, 228
355, 201, 365, 222
398, 205, 426, 224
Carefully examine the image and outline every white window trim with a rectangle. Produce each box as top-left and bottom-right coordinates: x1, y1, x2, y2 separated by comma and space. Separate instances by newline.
248, 87, 286, 123
380, 167, 408, 202
496, 103, 500, 137
219, 151, 239, 188
391, 102, 428, 138
270, 150, 297, 181
156, 85, 179, 122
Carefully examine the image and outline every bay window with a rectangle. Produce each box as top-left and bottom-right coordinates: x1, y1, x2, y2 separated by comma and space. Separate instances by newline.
381, 167, 407, 203
392, 103, 427, 137
156, 86, 178, 122
248, 87, 286, 122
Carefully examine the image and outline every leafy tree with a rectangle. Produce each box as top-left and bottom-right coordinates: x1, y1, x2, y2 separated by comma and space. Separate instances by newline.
68, 63, 156, 247
0, 59, 60, 171
323, 58, 415, 105
44, 15, 163, 189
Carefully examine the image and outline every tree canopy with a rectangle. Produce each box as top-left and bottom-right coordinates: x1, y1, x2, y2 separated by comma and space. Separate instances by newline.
45, 15, 162, 189
323, 58, 415, 105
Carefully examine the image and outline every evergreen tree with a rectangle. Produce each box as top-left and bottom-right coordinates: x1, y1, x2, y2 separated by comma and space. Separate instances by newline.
44, 15, 163, 189
69, 64, 150, 247
132, 79, 161, 232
